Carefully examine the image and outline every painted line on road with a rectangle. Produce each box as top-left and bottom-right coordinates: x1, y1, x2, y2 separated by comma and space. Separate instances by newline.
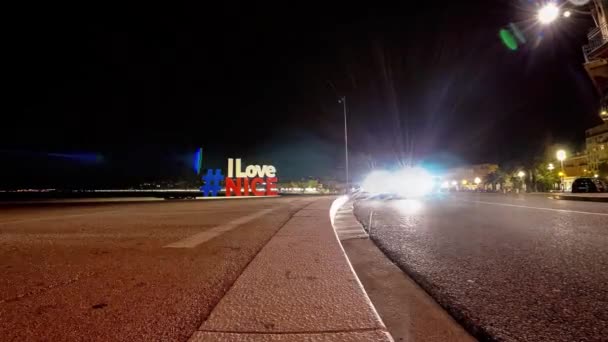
464, 200, 608, 216
163, 208, 276, 248
0, 210, 124, 226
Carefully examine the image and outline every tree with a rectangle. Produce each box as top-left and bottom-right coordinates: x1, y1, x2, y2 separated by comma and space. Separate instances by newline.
306, 179, 319, 189
533, 162, 560, 192
484, 167, 509, 192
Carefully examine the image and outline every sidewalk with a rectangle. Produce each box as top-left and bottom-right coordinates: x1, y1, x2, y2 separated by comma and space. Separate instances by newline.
189, 198, 392, 341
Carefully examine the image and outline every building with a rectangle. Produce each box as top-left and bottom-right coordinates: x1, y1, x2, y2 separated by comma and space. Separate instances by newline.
581, 1, 608, 177
583, 0, 608, 123
562, 153, 590, 177
560, 153, 590, 191
585, 122, 608, 173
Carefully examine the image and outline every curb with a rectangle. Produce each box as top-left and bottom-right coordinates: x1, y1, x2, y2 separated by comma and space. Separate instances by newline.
548, 194, 608, 202
328, 197, 394, 342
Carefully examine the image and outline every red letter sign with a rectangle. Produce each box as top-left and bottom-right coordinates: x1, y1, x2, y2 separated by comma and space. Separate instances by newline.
251, 177, 265, 196
265, 177, 278, 196
225, 178, 241, 197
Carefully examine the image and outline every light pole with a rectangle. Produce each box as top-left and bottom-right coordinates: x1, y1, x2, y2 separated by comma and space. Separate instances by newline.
518, 171, 526, 192
338, 96, 349, 193
557, 150, 566, 191
557, 150, 566, 171
548, 163, 556, 191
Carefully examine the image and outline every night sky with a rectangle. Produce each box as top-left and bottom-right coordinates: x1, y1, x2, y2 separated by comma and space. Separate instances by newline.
3, 1, 604, 187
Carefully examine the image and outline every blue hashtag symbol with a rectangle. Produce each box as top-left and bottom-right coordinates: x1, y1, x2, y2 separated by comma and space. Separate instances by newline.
201, 169, 224, 197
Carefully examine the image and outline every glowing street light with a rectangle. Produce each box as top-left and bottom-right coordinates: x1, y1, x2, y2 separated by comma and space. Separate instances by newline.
556, 149, 566, 172
518, 171, 525, 178
563, 10, 572, 17
538, 3, 560, 24
595, 174, 599, 178
474, 177, 482, 185
547, 163, 555, 171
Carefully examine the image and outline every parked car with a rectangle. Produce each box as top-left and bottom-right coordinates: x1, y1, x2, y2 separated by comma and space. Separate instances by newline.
571, 177, 608, 193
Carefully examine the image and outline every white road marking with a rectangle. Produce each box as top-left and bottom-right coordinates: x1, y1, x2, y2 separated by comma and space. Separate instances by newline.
464, 200, 608, 216
163, 208, 276, 248
0, 210, 123, 226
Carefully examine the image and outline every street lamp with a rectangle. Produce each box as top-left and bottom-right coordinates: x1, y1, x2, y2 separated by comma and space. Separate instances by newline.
474, 177, 482, 185
547, 163, 555, 171
538, 3, 560, 24
595, 174, 599, 178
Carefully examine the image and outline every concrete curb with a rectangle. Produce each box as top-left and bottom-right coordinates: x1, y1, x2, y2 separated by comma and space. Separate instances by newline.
189, 197, 393, 341
548, 194, 608, 202
525, 192, 608, 203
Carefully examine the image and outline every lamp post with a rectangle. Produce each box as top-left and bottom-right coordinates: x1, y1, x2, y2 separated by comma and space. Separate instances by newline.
338, 96, 349, 194
556, 150, 566, 171
518, 171, 526, 192
548, 163, 556, 191
557, 150, 566, 192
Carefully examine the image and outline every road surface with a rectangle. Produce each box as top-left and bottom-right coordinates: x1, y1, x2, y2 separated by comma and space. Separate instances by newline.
0, 196, 317, 341
354, 193, 608, 342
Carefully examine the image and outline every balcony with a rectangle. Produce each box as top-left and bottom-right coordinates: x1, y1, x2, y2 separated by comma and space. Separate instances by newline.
583, 23, 608, 62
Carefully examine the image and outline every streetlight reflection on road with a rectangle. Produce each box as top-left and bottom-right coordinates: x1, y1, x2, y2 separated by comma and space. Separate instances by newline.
393, 199, 423, 215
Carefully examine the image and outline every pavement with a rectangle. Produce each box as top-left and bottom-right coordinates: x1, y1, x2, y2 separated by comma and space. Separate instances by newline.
354, 192, 608, 342
0, 196, 391, 341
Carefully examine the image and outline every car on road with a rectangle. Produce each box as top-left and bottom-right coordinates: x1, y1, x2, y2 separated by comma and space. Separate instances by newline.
571, 177, 608, 193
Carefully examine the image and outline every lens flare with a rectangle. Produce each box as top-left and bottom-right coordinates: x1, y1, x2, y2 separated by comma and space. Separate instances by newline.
538, 3, 559, 24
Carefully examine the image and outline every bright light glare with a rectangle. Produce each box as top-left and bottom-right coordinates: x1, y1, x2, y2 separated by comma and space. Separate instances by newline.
393, 167, 435, 197
361, 170, 393, 195
538, 3, 559, 24
361, 167, 434, 197
394, 199, 423, 215
556, 150, 567, 161
563, 10, 571, 18
474, 177, 482, 185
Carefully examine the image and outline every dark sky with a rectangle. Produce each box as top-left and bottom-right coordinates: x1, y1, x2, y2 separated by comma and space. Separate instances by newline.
3, 1, 604, 187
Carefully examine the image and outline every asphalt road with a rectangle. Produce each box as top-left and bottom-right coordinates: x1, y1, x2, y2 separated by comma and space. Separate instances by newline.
354, 193, 608, 342
0, 196, 316, 342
